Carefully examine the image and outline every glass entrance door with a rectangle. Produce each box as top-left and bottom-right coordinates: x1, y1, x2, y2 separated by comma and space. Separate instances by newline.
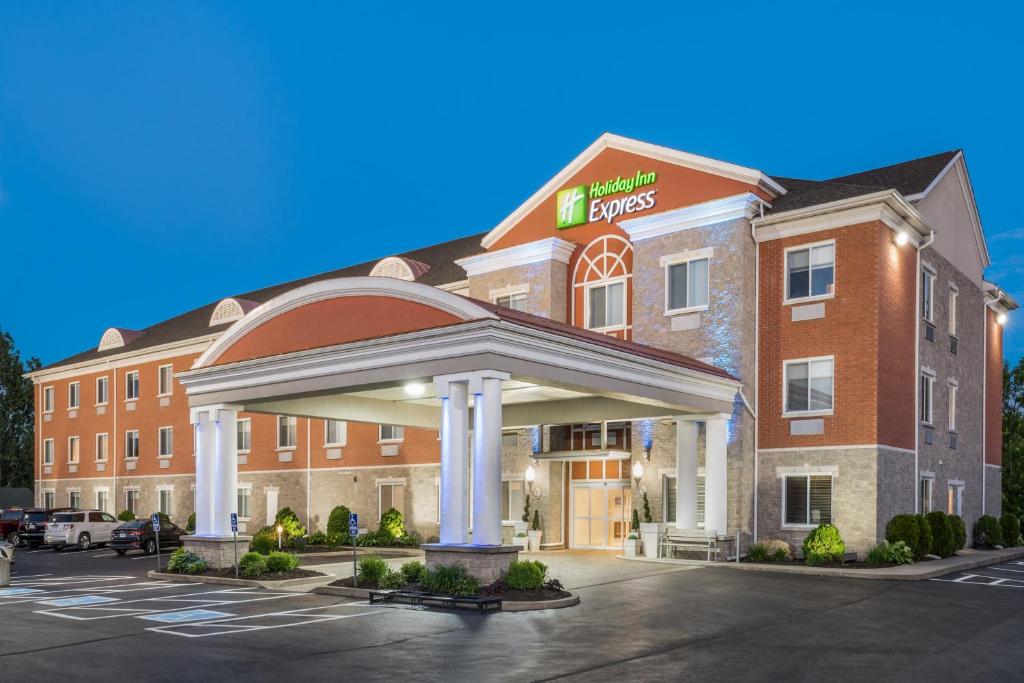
571, 482, 631, 549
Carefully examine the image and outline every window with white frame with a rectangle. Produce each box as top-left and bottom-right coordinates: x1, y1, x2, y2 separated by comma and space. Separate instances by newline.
125, 430, 140, 459
237, 418, 251, 452
919, 476, 933, 514
125, 370, 139, 401
378, 482, 406, 521
325, 419, 348, 446
784, 475, 832, 526
501, 479, 525, 522
947, 483, 964, 516
379, 424, 404, 442
948, 380, 958, 432
69, 490, 81, 509
95, 433, 108, 461
68, 382, 80, 409
96, 489, 109, 513
587, 280, 626, 330
96, 376, 109, 405
921, 267, 935, 322
43, 490, 55, 509
662, 474, 706, 526
67, 436, 80, 464
277, 415, 297, 449
158, 364, 173, 396
666, 256, 709, 313
784, 357, 834, 414
920, 370, 935, 425
43, 386, 54, 413
158, 488, 173, 517
159, 426, 173, 457
948, 285, 958, 337
495, 292, 527, 311
786, 242, 834, 301
43, 438, 54, 465
237, 486, 251, 519
125, 489, 139, 516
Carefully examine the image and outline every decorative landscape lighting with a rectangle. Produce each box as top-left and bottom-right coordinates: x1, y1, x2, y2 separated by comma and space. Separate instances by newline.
404, 382, 425, 397
631, 460, 644, 484
276, 523, 283, 550
895, 230, 910, 246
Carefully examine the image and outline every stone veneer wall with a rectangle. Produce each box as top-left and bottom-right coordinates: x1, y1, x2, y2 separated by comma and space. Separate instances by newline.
466, 260, 569, 323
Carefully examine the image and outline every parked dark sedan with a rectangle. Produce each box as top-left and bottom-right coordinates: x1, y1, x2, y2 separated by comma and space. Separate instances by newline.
1, 508, 26, 545
109, 518, 185, 555
18, 507, 76, 547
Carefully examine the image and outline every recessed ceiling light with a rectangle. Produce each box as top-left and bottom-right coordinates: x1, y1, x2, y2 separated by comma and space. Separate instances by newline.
404, 382, 425, 397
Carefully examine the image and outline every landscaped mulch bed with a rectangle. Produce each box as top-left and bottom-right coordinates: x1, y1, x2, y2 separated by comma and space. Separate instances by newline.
740, 556, 937, 570
180, 567, 326, 581
327, 577, 571, 602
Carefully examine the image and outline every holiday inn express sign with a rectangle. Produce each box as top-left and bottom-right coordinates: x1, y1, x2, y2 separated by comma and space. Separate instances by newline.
556, 169, 658, 229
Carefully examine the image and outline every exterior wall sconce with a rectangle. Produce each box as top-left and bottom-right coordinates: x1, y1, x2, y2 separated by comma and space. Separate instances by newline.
997, 313, 1007, 325
525, 462, 538, 497
895, 231, 909, 246
631, 460, 644, 484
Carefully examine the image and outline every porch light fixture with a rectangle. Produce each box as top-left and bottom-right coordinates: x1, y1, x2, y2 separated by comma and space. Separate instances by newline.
631, 460, 644, 484
895, 230, 909, 246
404, 382, 425, 397
997, 313, 1007, 325
525, 462, 538, 497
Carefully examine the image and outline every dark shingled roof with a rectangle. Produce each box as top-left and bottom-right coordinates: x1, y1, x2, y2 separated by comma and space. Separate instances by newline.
41, 232, 488, 371
766, 177, 888, 214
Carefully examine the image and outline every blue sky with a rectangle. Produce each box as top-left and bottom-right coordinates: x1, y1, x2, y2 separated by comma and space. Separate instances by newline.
1, 2, 1022, 366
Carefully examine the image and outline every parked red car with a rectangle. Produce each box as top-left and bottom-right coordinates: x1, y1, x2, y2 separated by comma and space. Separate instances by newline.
1, 508, 26, 545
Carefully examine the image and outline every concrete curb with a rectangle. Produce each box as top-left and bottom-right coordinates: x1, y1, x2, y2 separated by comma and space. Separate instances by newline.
148, 570, 335, 590
311, 585, 581, 611
706, 547, 1024, 581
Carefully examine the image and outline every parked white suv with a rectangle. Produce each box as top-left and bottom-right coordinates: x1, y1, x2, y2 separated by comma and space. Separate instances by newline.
45, 510, 121, 551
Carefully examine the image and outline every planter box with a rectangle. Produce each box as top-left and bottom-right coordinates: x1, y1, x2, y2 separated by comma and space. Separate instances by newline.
639, 522, 664, 559
527, 530, 543, 552
513, 535, 529, 550
624, 539, 642, 558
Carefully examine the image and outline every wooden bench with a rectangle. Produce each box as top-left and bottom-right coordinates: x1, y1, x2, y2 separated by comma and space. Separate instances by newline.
659, 528, 720, 562
368, 589, 502, 613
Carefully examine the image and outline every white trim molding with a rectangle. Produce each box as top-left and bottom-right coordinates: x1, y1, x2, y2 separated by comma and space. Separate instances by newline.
456, 237, 575, 277
754, 190, 929, 243
621, 193, 765, 242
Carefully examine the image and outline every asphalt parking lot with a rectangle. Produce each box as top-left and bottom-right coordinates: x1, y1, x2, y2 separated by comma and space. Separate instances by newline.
2, 549, 1023, 682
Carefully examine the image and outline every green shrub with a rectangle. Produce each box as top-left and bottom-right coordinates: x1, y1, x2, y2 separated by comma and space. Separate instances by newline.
290, 536, 307, 552
307, 531, 328, 545
531, 509, 541, 531
327, 534, 343, 551
355, 529, 385, 547
802, 524, 845, 564
975, 515, 1003, 548
642, 490, 652, 523
804, 552, 826, 566
421, 564, 479, 596
265, 551, 300, 573
379, 507, 404, 539
886, 514, 924, 559
1000, 513, 1021, 547
400, 560, 427, 584
166, 548, 208, 575
926, 511, 955, 557
378, 569, 408, 589
274, 507, 306, 540
522, 494, 531, 523
505, 560, 546, 590
117, 510, 135, 522
327, 505, 351, 538
631, 508, 640, 532
250, 530, 276, 555
915, 514, 933, 557
949, 515, 967, 551
186, 512, 196, 533
866, 540, 914, 565
769, 547, 789, 562
747, 543, 770, 562
239, 551, 267, 578
357, 556, 389, 584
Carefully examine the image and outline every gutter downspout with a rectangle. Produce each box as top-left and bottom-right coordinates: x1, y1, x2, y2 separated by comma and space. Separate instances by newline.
306, 418, 312, 531
750, 202, 764, 542
913, 230, 935, 514
981, 290, 1002, 516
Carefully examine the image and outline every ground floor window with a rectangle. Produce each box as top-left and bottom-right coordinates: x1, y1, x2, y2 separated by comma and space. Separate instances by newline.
43, 491, 55, 509
69, 490, 81, 509
919, 477, 933, 514
947, 483, 964, 516
378, 482, 405, 521
662, 474, 705, 526
96, 489, 109, 513
784, 475, 832, 526
126, 489, 139, 516
237, 487, 251, 519
379, 424, 404, 442
159, 489, 173, 517
277, 415, 297, 449
501, 479, 525, 522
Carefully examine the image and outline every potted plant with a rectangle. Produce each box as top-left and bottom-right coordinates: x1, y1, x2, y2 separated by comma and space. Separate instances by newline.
638, 491, 663, 558
624, 509, 642, 558
514, 495, 531, 539
514, 530, 529, 550
527, 509, 543, 552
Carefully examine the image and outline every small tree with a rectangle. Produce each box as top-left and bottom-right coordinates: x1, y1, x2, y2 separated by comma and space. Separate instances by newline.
522, 494, 531, 523
274, 507, 306, 539
631, 509, 640, 532
117, 510, 135, 522
642, 491, 653, 524
379, 507, 404, 539
186, 512, 196, 533
531, 509, 541, 531
327, 505, 351, 538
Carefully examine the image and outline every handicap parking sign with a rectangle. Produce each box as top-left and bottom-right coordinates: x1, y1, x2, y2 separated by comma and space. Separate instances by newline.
230, 513, 238, 533
151, 513, 161, 532
348, 512, 358, 537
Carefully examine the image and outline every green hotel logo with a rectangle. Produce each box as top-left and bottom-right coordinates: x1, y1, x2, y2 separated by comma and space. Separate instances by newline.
556, 185, 588, 229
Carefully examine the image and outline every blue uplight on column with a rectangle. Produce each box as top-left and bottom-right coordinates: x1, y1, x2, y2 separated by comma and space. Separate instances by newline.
639, 419, 654, 453
531, 426, 542, 454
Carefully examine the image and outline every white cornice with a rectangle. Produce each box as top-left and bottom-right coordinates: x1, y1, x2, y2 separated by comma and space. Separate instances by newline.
619, 193, 765, 242
480, 133, 785, 249
455, 237, 576, 277
753, 190, 930, 243
25, 335, 221, 383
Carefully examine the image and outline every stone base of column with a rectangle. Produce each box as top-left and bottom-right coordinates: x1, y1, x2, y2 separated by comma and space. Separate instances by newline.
421, 543, 520, 584
183, 535, 251, 569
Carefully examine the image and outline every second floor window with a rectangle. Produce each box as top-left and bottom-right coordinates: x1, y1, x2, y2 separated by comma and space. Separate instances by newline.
43, 439, 54, 465
125, 430, 140, 459
326, 419, 347, 446
125, 371, 139, 401
786, 243, 834, 301
237, 418, 251, 451
68, 382, 80, 409
920, 371, 934, 425
948, 381, 958, 432
67, 436, 80, 463
96, 376, 109, 405
949, 287, 958, 337
95, 433, 108, 461
666, 257, 709, 312
159, 426, 174, 457
921, 268, 935, 322
379, 424, 404, 442
495, 292, 527, 311
784, 358, 834, 414
43, 386, 54, 413
277, 416, 297, 449
158, 365, 173, 396
587, 281, 626, 330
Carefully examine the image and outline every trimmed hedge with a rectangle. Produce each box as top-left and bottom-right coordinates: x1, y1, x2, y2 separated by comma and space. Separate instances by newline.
250, 528, 277, 555
975, 515, 1004, 548
400, 560, 427, 584
421, 564, 479, 596
166, 548, 207, 575
925, 511, 955, 557
886, 514, 927, 559
379, 507, 405, 539
117, 510, 135, 522
357, 557, 389, 584
327, 505, 351, 540
802, 524, 845, 565
505, 560, 547, 590
265, 551, 300, 573
949, 515, 967, 551
916, 514, 934, 558
186, 512, 196, 533
239, 551, 267, 579
378, 570, 408, 589
1000, 513, 1021, 547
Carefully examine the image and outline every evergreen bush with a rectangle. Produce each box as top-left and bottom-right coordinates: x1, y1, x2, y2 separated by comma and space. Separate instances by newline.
915, 514, 934, 557
926, 511, 955, 557
975, 515, 1004, 548
117, 510, 135, 522
421, 564, 478, 596
265, 551, 300, 573
378, 569, 407, 589
186, 512, 196, 533
886, 514, 924, 558
274, 507, 306, 539
166, 548, 207, 575
327, 505, 351, 538
239, 551, 267, 578
949, 515, 967, 551
1000, 513, 1021, 547
505, 560, 547, 590
379, 507, 404, 539
400, 560, 427, 584
357, 556, 389, 584
801, 523, 845, 564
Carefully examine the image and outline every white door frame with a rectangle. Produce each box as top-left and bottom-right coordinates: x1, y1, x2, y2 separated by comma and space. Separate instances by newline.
569, 480, 630, 550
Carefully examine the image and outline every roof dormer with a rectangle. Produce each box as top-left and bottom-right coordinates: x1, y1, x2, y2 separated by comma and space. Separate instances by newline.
209, 297, 259, 327
369, 256, 430, 281
97, 327, 144, 352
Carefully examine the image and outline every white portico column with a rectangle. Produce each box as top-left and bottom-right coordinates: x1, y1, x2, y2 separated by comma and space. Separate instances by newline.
471, 373, 506, 546
191, 405, 238, 537
703, 414, 730, 536
435, 376, 470, 545
675, 418, 699, 529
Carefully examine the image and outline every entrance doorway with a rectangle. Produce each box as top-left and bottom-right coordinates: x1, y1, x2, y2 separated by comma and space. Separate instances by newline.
571, 482, 631, 549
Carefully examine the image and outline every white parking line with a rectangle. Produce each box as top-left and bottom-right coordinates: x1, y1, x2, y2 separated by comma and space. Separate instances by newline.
146, 602, 386, 638
989, 566, 1024, 575
34, 588, 297, 621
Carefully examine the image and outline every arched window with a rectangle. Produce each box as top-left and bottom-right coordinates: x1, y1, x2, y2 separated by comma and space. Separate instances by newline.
571, 235, 633, 340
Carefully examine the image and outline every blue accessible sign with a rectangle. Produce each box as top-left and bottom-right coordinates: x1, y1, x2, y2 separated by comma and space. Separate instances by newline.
151, 513, 160, 532
348, 512, 358, 538
230, 513, 238, 533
